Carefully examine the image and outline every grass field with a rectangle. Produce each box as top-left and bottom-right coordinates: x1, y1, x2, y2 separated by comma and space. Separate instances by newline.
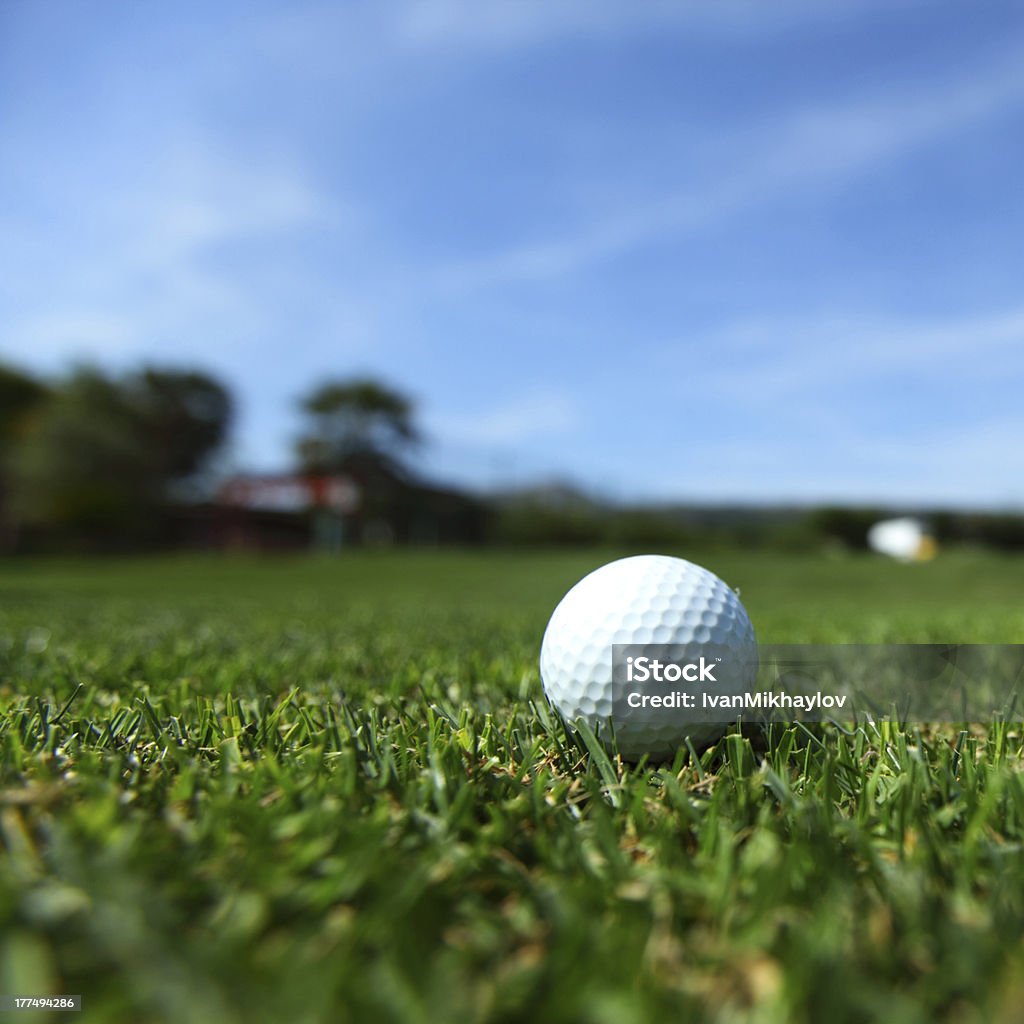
2, 549, 1024, 1023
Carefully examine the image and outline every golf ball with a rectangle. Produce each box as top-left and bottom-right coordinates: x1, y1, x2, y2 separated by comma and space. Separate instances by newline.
540, 554, 757, 760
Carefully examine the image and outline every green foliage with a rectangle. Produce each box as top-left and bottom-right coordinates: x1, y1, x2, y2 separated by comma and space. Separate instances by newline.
10, 369, 159, 545
0, 364, 48, 450
603, 509, 696, 548
126, 368, 232, 481
489, 504, 818, 552
8, 366, 231, 549
489, 502, 608, 545
2, 550, 1024, 1021
809, 506, 884, 550
0, 364, 50, 547
933, 512, 1024, 551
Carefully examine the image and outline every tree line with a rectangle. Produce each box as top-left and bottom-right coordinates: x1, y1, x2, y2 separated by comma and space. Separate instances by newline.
0, 362, 421, 551
4, 360, 1024, 553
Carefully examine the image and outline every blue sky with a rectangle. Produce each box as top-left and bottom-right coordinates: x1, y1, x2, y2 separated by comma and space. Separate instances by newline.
3, 0, 1024, 506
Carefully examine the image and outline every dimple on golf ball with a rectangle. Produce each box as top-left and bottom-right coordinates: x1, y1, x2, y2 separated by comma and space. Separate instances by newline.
539, 554, 757, 760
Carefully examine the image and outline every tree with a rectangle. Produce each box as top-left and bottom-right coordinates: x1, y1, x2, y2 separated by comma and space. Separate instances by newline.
11, 368, 156, 544
126, 368, 232, 480
10, 365, 232, 549
0, 364, 50, 549
295, 378, 419, 475
809, 506, 884, 550
0, 364, 49, 445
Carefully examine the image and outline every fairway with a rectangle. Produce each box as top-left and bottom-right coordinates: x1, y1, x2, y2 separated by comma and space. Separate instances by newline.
3, 550, 1024, 1022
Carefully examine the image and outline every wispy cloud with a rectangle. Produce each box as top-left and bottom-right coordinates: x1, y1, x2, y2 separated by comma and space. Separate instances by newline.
628, 304, 1024, 505
395, 0, 925, 50
239, 0, 927, 64
641, 409, 1024, 507
124, 148, 326, 261
671, 305, 1024, 399
1, 144, 337, 364
2, 2, 1021, 500
433, 50, 1024, 291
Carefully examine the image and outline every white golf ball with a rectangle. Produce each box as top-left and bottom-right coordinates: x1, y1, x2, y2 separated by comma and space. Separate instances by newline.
539, 554, 757, 760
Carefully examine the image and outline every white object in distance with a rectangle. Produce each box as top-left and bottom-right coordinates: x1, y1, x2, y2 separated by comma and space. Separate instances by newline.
867, 517, 935, 562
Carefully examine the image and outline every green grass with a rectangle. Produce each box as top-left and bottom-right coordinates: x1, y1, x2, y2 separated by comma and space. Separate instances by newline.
2, 549, 1024, 1023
